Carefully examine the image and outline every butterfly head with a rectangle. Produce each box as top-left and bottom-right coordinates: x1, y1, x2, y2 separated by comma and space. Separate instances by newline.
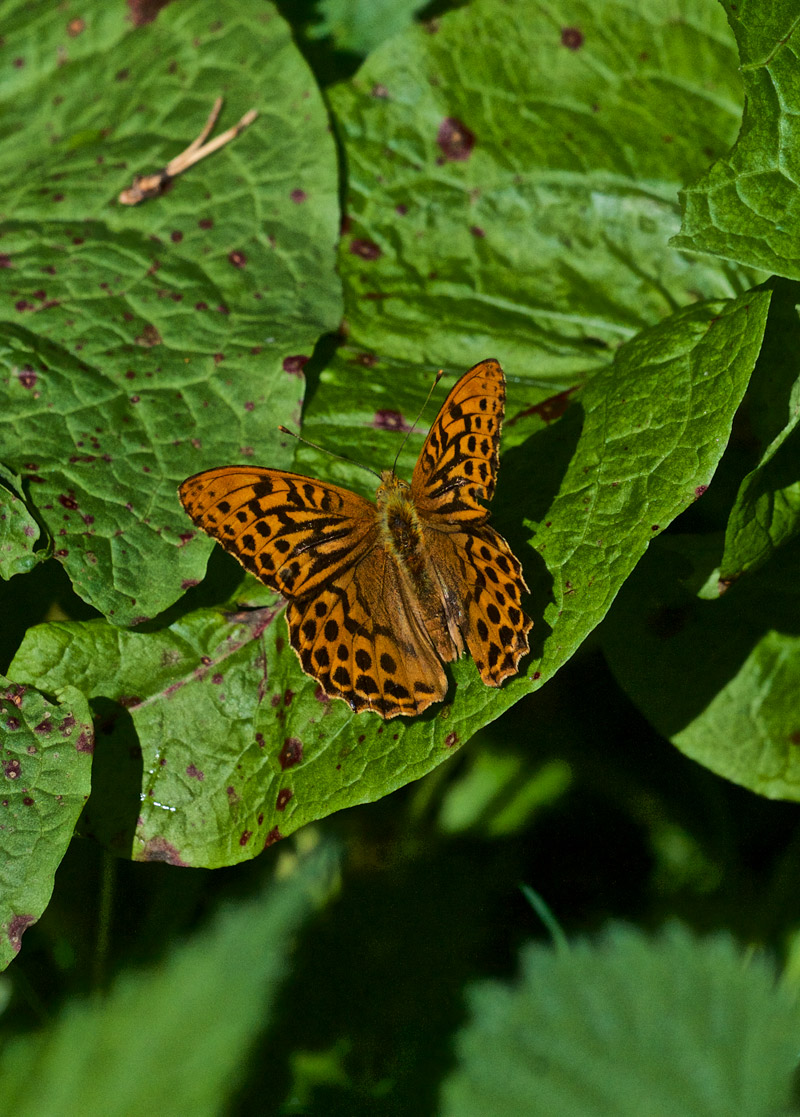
376, 468, 411, 505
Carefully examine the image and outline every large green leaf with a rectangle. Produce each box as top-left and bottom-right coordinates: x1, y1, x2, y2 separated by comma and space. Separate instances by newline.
602, 532, 800, 800
0, 0, 342, 624
0, 676, 92, 971
0, 839, 338, 1117
676, 1, 800, 277
441, 923, 800, 1117
9, 290, 768, 866
329, 0, 757, 392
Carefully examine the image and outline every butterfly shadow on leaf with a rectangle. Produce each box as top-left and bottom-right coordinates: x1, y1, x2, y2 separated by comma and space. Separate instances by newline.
493, 400, 584, 663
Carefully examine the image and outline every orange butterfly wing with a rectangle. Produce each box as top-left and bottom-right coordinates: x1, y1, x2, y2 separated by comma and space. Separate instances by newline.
411, 357, 505, 522
412, 358, 532, 687
179, 467, 378, 598
178, 466, 448, 717
286, 549, 448, 717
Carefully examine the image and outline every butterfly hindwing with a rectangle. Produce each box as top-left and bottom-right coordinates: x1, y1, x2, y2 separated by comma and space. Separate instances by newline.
179, 467, 378, 598
286, 549, 448, 718
456, 526, 532, 686
411, 358, 505, 523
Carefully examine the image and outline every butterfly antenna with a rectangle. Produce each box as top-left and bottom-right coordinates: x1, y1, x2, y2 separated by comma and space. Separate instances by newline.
278, 426, 382, 481
391, 369, 444, 476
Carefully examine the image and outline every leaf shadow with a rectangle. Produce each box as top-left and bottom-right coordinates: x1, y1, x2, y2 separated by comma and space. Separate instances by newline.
601, 533, 800, 740
79, 699, 142, 858
495, 402, 584, 663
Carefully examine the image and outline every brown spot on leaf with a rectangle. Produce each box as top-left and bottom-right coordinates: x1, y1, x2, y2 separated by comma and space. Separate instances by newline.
509, 386, 579, 427
561, 26, 584, 49
264, 826, 283, 848
373, 409, 410, 432
276, 788, 293, 811
437, 118, 475, 161
279, 737, 303, 769
7, 914, 36, 953
135, 324, 162, 347
138, 836, 189, 865
350, 239, 382, 260
127, 0, 172, 27
186, 763, 204, 780
282, 355, 309, 376
228, 250, 247, 268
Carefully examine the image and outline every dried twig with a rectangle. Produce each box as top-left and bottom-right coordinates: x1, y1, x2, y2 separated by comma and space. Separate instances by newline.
118, 98, 258, 205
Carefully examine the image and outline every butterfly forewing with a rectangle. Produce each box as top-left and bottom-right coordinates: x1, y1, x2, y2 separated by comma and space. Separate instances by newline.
411, 358, 505, 523
179, 467, 378, 598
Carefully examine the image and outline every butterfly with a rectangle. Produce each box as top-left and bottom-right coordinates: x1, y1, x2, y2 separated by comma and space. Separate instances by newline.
178, 358, 532, 718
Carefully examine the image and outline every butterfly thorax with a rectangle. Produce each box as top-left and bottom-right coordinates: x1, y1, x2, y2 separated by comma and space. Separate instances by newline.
376, 470, 465, 661
376, 471, 423, 573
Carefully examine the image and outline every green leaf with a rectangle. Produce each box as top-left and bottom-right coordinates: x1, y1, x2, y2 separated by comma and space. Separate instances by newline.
441, 923, 800, 1117
0, 0, 342, 625
0, 466, 45, 580
602, 532, 800, 800
0, 676, 92, 972
310, 0, 428, 54
720, 279, 800, 581
330, 0, 757, 388
9, 291, 769, 866
675, 2, 800, 276
0, 839, 338, 1116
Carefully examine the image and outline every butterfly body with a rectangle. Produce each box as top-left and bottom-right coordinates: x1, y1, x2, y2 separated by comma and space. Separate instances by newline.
179, 359, 532, 718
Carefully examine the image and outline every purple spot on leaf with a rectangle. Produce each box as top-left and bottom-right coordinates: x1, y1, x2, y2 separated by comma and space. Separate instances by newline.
282, 355, 309, 377
7, 914, 36, 953
373, 409, 410, 432
279, 737, 303, 770
138, 837, 189, 866
437, 118, 475, 161
350, 238, 382, 260
561, 26, 584, 49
